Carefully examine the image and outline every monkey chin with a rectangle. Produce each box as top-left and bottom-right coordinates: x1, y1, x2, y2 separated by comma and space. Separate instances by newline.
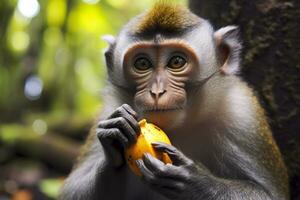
142, 109, 186, 131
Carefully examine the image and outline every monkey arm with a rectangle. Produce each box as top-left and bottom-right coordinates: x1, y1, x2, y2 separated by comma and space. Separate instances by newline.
137, 140, 288, 200
210, 127, 289, 200
59, 103, 140, 200
58, 139, 129, 200
59, 140, 104, 199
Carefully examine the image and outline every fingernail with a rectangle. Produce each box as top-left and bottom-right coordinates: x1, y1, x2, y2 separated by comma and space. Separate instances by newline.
144, 153, 150, 158
142, 153, 147, 159
136, 159, 141, 166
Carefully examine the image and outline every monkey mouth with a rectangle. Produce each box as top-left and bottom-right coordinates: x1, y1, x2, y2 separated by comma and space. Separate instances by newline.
143, 107, 183, 113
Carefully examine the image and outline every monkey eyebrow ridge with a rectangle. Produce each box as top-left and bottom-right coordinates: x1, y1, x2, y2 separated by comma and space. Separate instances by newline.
123, 39, 198, 60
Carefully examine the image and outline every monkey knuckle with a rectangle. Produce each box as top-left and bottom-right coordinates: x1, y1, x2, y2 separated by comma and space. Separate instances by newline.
104, 130, 114, 139
182, 169, 192, 179
109, 128, 121, 137
96, 128, 104, 138
167, 145, 177, 152
165, 163, 174, 170
185, 160, 195, 168
153, 167, 165, 176
115, 107, 125, 116
97, 121, 105, 128
131, 110, 138, 117
103, 128, 117, 140
159, 166, 169, 175
122, 103, 130, 109
124, 104, 137, 115
176, 167, 191, 181
96, 128, 110, 137
96, 127, 102, 134
116, 117, 126, 125
158, 165, 166, 172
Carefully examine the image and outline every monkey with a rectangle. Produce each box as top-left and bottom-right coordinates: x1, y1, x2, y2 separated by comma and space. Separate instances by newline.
59, 2, 289, 200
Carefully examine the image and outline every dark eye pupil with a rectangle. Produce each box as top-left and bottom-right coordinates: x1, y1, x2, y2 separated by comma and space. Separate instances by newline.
169, 56, 186, 69
173, 58, 181, 65
134, 58, 151, 71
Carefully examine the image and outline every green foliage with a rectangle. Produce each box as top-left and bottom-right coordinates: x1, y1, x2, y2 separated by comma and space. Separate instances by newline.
39, 178, 64, 199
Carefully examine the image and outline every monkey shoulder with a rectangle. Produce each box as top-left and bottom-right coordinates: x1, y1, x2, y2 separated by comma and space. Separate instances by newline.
218, 77, 264, 130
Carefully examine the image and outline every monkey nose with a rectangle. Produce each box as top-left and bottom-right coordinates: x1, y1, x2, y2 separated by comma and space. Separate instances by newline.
150, 89, 166, 101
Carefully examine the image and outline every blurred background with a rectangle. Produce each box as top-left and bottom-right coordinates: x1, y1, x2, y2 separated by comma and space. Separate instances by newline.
0, 0, 299, 199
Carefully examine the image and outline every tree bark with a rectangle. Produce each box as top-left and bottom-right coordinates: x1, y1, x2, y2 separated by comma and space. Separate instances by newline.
189, 0, 300, 199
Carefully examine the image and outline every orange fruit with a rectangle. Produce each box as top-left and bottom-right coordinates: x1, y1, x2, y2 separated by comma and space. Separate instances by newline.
125, 119, 172, 176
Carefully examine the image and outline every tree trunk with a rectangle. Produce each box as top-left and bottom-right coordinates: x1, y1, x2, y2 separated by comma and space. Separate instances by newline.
189, 0, 300, 199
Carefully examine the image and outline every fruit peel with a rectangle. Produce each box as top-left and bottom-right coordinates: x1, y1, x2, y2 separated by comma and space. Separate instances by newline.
125, 119, 172, 176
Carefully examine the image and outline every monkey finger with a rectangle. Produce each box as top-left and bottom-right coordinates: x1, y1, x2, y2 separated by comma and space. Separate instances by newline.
143, 153, 167, 176
122, 113, 141, 135
98, 118, 137, 144
113, 104, 140, 133
152, 142, 193, 166
121, 106, 141, 133
136, 159, 156, 183
109, 105, 135, 119
143, 153, 191, 181
109, 106, 141, 134
122, 104, 139, 119
136, 159, 185, 192
96, 128, 129, 148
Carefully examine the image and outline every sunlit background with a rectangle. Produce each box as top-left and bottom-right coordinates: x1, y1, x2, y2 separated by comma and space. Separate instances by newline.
0, 0, 186, 199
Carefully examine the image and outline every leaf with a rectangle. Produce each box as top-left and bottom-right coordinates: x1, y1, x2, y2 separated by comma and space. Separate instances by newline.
39, 178, 64, 199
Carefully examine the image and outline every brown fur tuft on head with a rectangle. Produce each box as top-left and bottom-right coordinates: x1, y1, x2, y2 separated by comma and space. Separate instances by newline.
134, 1, 200, 35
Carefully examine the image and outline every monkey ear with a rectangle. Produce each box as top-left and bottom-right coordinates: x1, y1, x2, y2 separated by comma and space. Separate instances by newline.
214, 26, 242, 75
102, 35, 116, 69
102, 34, 116, 46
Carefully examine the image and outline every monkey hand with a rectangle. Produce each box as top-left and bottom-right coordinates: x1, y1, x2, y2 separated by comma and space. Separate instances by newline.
97, 104, 140, 168
136, 142, 211, 200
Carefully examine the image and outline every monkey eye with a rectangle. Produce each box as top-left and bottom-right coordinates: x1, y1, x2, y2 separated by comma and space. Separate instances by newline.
133, 57, 152, 72
167, 55, 187, 70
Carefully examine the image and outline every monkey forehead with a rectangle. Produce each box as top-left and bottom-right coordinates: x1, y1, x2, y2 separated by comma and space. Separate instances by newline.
122, 39, 199, 59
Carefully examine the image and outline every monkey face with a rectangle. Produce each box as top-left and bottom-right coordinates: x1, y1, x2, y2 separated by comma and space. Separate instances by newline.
123, 40, 199, 128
